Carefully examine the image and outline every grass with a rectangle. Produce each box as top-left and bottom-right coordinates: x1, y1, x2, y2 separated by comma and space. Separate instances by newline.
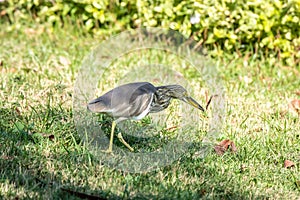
0, 22, 299, 199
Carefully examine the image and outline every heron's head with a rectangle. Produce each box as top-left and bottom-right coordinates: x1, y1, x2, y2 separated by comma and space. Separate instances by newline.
158, 85, 205, 112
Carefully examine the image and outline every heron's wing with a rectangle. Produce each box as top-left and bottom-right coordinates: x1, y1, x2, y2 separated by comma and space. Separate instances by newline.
127, 92, 153, 119
111, 89, 154, 119
87, 82, 156, 117
87, 91, 114, 113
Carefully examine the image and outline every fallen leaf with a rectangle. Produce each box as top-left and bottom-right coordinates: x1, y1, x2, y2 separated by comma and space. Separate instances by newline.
295, 91, 300, 96
214, 139, 237, 155
289, 99, 300, 115
59, 56, 71, 67
0, 10, 6, 16
214, 145, 226, 156
284, 160, 295, 168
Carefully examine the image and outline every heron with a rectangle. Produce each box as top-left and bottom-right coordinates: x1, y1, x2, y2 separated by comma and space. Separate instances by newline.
87, 82, 205, 153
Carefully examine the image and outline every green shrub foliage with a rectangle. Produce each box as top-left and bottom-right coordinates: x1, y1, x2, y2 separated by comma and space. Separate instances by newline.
1, 0, 299, 62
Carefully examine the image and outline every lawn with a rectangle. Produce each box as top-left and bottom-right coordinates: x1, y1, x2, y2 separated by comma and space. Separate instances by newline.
0, 23, 299, 199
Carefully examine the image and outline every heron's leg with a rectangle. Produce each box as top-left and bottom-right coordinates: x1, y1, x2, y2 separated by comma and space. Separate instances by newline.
103, 120, 116, 153
117, 132, 134, 152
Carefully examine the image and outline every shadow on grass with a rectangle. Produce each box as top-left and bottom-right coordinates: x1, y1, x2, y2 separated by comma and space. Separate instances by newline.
0, 107, 269, 199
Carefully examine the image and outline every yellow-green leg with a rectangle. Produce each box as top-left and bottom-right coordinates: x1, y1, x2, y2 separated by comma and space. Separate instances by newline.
117, 132, 134, 152
103, 121, 134, 153
103, 120, 116, 153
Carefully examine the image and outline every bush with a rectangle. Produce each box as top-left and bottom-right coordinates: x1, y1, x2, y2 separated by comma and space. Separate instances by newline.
1, 0, 299, 63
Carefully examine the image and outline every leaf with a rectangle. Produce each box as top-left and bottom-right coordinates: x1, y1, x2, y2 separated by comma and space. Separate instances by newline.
289, 99, 300, 115
284, 160, 295, 168
92, 1, 104, 9
213, 27, 227, 38
85, 19, 94, 30
214, 145, 226, 156
214, 139, 237, 155
0, 9, 6, 16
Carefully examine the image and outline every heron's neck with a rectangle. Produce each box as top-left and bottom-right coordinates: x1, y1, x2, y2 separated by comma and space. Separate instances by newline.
150, 88, 172, 113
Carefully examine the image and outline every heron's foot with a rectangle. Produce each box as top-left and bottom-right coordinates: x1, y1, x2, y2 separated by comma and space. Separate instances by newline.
117, 133, 134, 152
101, 148, 113, 154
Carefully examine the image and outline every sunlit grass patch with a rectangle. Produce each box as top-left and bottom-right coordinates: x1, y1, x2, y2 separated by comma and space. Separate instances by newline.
0, 23, 299, 199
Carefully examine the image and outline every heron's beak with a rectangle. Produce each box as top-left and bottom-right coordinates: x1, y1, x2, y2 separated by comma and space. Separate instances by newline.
183, 96, 205, 112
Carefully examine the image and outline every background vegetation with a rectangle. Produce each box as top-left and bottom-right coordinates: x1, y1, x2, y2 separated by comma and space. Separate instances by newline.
0, 0, 299, 199
1, 0, 300, 63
